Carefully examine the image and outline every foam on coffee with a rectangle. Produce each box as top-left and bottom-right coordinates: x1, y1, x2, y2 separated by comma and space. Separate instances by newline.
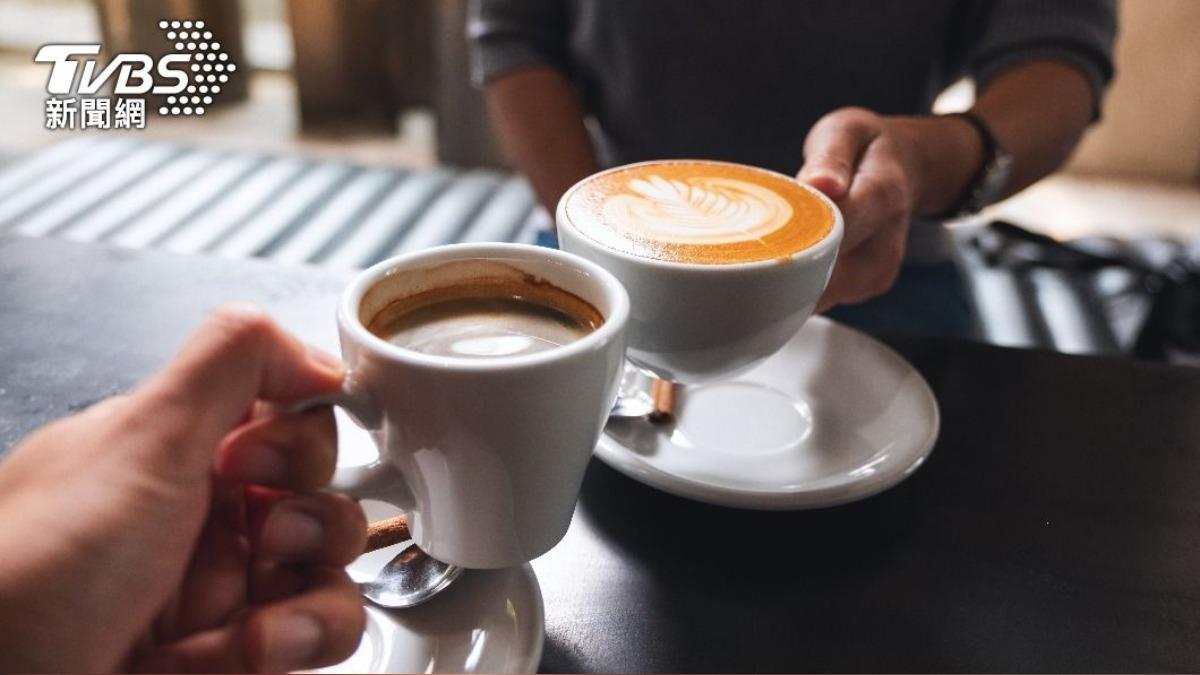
366, 275, 603, 359
562, 160, 834, 264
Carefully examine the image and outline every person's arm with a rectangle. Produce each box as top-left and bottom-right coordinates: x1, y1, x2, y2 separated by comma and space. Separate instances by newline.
0, 308, 365, 672
467, 0, 594, 213
799, 59, 1099, 309
801, 0, 1116, 310
484, 66, 599, 214
971, 60, 1096, 202
898, 59, 1096, 216
846, 58, 1096, 222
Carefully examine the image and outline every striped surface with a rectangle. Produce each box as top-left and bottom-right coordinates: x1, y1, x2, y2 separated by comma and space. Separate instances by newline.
0, 138, 1188, 359
955, 228, 1192, 357
0, 137, 539, 270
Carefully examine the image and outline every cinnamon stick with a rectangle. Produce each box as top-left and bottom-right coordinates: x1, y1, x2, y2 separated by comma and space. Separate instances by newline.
649, 378, 676, 424
365, 514, 411, 552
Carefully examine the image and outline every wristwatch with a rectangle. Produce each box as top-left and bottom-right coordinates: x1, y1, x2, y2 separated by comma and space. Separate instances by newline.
940, 111, 1013, 219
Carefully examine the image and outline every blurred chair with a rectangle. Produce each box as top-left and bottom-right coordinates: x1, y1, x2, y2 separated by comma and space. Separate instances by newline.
94, 0, 248, 104
284, 0, 397, 132
285, 0, 505, 167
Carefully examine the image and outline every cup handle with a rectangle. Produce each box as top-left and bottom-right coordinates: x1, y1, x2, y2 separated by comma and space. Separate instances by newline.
287, 381, 415, 509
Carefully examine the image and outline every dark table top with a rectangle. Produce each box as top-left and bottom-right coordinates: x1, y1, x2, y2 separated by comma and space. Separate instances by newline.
3, 234, 1200, 673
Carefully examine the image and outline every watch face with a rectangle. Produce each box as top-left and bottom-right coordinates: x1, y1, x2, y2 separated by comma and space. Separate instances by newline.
978, 151, 1013, 207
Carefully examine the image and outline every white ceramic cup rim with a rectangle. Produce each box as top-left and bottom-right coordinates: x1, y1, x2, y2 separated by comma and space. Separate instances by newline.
556, 158, 845, 273
339, 242, 631, 371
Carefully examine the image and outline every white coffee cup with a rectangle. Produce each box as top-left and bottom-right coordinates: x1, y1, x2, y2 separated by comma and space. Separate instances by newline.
306, 243, 629, 569
556, 161, 842, 384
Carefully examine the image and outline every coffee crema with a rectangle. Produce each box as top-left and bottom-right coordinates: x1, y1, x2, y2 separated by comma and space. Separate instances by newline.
562, 160, 834, 264
367, 277, 603, 359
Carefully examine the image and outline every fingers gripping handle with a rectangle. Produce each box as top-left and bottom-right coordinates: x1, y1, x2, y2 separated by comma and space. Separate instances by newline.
289, 380, 382, 430
329, 459, 408, 503
288, 382, 414, 508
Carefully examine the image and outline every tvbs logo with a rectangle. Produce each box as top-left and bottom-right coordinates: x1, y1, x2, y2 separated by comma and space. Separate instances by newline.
36, 19, 237, 130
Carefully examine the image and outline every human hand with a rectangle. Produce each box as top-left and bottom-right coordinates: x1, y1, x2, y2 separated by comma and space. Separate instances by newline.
798, 107, 982, 311
0, 307, 367, 672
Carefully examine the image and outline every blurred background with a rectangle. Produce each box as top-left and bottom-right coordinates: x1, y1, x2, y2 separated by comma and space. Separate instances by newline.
0, 0, 492, 165
0, 0, 1197, 359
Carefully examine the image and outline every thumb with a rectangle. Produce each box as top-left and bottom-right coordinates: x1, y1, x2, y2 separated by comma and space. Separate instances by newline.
134, 305, 344, 458
797, 107, 881, 201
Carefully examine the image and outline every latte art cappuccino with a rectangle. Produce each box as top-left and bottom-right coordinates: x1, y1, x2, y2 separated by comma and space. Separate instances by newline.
563, 160, 834, 264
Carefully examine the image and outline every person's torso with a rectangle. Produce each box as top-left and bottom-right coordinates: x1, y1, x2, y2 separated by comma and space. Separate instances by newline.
565, 0, 988, 175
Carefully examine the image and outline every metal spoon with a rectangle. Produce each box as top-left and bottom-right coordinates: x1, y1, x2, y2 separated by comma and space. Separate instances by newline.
610, 362, 657, 418
358, 541, 465, 609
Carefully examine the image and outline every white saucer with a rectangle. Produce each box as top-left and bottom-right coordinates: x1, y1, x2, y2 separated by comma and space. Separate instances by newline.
308, 502, 545, 674
596, 316, 939, 510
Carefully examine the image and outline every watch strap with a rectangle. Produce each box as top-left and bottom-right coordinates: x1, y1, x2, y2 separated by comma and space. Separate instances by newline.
937, 111, 1011, 219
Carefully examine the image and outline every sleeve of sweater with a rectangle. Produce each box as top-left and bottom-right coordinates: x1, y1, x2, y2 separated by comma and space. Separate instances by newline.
968, 0, 1117, 116
466, 0, 570, 87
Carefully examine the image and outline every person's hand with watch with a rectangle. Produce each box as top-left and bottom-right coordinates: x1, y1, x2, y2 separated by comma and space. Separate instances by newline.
797, 60, 1096, 311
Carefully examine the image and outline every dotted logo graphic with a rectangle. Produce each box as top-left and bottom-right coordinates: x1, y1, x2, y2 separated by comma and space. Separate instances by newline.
156, 19, 237, 116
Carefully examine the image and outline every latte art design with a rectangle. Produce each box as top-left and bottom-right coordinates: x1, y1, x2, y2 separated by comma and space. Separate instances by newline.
563, 160, 834, 264
602, 175, 794, 245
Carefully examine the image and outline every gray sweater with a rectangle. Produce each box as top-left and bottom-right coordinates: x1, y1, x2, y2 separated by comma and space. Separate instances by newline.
467, 0, 1116, 258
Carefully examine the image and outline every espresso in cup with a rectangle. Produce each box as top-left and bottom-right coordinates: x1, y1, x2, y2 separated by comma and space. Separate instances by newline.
367, 278, 603, 359
294, 246, 629, 569
561, 160, 835, 265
